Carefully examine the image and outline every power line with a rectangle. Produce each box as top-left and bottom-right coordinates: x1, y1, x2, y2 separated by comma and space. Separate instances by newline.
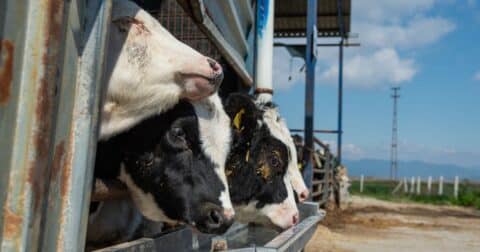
390, 87, 400, 180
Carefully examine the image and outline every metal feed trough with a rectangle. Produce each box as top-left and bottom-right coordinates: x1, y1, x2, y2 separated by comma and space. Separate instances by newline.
94, 202, 323, 252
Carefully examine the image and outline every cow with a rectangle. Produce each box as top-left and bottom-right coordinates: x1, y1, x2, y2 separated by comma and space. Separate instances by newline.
89, 94, 234, 246
256, 104, 310, 203
223, 93, 307, 230
100, 0, 224, 139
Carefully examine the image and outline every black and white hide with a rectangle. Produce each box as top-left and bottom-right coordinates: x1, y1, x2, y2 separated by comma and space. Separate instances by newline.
101, 0, 223, 139
223, 93, 306, 230
88, 94, 234, 246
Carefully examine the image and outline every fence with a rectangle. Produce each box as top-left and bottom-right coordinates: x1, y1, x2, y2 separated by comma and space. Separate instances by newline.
310, 137, 337, 208
353, 176, 480, 203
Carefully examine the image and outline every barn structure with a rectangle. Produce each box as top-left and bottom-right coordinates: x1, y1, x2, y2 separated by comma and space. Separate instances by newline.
0, 0, 352, 251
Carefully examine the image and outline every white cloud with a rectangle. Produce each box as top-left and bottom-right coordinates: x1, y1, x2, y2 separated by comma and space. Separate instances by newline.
353, 0, 436, 23
474, 70, 480, 81
272, 0, 456, 90
320, 48, 416, 88
356, 17, 456, 50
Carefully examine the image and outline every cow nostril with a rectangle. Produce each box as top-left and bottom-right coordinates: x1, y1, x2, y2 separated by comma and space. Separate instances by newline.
207, 58, 221, 72
209, 209, 222, 226
300, 190, 309, 202
292, 213, 299, 225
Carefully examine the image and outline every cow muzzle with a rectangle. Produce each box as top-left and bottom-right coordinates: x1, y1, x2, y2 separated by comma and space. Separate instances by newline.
181, 57, 224, 101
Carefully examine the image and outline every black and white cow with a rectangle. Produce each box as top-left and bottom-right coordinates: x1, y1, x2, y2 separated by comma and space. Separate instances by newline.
223, 93, 306, 230
101, 0, 223, 139
89, 94, 234, 245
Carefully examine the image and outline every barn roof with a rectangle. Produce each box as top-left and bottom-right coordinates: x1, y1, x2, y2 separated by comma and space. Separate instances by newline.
274, 0, 351, 38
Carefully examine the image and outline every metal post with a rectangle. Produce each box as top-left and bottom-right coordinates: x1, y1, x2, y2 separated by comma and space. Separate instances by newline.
454, 176, 459, 199
302, 0, 318, 192
438, 176, 444, 196
336, 0, 345, 164
254, 0, 274, 103
337, 39, 344, 163
390, 87, 400, 179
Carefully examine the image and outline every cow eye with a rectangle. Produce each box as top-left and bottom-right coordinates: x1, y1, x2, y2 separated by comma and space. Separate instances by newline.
270, 155, 280, 168
172, 127, 185, 138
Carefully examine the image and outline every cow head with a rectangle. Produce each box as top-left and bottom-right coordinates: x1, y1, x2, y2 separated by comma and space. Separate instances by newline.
101, 0, 223, 139
95, 94, 234, 234
254, 101, 310, 203
223, 94, 300, 230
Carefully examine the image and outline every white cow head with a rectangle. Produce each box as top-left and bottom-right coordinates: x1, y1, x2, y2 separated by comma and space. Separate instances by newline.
101, 0, 223, 139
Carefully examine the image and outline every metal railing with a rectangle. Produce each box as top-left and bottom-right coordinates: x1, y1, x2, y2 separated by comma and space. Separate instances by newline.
310, 137, 337, 208
0, 0, 111, 251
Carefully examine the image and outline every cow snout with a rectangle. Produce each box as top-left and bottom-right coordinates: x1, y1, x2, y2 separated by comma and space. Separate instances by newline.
204, 208, 234, 234
206, 57, 223, 88
298, 189, 309, 202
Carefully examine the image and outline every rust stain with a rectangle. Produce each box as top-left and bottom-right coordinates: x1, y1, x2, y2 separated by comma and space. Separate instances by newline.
0, 40, 14, 105
50, 141, 65, 179
28, 0, 65, 211
60, 134, 73, 198
3, 207, 23, 239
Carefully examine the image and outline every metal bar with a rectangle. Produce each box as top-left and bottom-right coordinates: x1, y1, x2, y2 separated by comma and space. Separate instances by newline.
337, 38, 343, 163
289, 129, 341, 134
1, 0, 67, 250
40, 1, 112, 251
254, 0, 274, 101
274, 42, 360, 47
313, 137, 330, 150
336, 0, 345, 164
302, 0, 317, 194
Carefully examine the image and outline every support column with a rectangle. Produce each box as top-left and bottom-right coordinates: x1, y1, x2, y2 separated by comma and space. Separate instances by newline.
254, 0, 274, 103
337, 39, 344, 163
302, 0, 318, 192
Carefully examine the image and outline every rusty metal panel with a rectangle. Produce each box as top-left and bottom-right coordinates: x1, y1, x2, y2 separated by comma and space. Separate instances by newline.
40, 0, 112, 251
1, 0, 111, 250
0, 0, 68, 250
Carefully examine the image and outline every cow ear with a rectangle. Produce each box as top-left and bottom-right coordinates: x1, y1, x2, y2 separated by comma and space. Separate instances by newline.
225, 93, 258, 132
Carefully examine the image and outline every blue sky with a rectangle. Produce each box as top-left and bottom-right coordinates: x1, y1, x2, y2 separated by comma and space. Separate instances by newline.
272, 0, 480, 167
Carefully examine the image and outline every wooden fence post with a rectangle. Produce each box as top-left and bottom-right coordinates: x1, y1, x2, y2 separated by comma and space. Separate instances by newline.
416, 176, 421, 195
404, 177, 408, 193
438, 176, 444, 196
360, 175, 364, 193
427, 176, 432, 195
454, 176, 459, 199
410, 177, 415, 194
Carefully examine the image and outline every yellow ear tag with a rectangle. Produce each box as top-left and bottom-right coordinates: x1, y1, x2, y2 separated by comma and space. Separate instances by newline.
233, 108, 245, 130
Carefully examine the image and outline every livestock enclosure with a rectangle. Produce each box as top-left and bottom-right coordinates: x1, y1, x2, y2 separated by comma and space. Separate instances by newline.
0, 0, 352, 251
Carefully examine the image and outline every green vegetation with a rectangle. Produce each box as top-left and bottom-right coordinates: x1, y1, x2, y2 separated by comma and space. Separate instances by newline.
350, 180, 480, 209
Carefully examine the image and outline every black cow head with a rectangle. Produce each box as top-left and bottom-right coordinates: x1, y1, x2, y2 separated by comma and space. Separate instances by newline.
95, 94, 234, 234
223, 93, 299, 230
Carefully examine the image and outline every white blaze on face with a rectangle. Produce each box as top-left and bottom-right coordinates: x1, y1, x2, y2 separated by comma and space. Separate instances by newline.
118, 164, 178, 224
192, 94, 235, 217
259, 105, 309, 200
101, 0, 221, 139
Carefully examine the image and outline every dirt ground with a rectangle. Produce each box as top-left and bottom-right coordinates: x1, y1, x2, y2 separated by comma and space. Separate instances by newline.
305, 196, 480, 252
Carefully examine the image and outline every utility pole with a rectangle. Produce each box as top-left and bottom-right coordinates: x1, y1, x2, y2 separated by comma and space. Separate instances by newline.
390, 87, 400, 180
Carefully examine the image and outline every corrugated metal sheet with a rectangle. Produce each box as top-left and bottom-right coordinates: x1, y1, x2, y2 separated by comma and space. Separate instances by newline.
275, 0, 351, 37
0, 0, 111, 250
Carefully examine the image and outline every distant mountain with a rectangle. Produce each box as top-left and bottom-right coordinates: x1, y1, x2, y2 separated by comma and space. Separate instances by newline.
344, 159, 480, 181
